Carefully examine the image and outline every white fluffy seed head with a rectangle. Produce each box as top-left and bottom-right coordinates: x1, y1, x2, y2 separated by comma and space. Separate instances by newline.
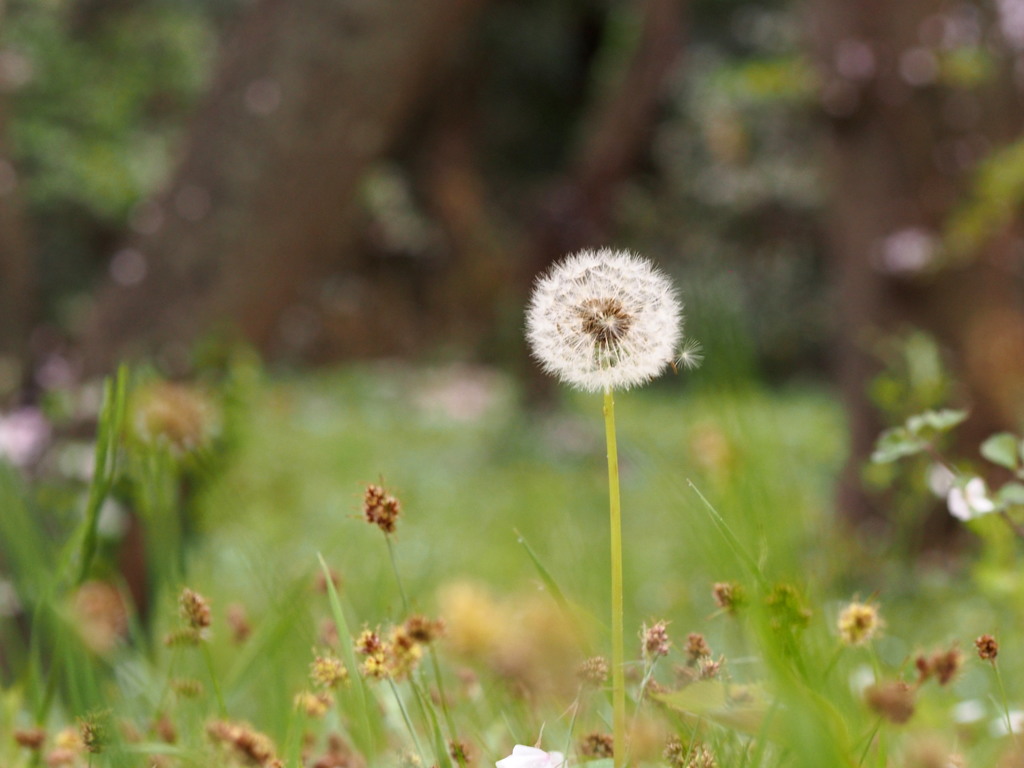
525, 248, 683, 392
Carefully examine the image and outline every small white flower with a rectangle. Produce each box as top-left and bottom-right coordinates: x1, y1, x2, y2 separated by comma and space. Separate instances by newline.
0, 407, 50, 468
525, 249, 683, 392
496, 745, 565, 768
947, 477, 997, 521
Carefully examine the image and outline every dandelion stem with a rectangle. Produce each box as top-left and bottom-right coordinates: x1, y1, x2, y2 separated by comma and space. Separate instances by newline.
603, 389, 627, 768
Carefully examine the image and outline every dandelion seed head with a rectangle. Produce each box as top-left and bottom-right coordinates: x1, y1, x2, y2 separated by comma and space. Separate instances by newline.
525, 249, 684, 392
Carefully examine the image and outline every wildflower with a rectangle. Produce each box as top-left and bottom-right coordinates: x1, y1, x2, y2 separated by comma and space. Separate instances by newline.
294, 690, 333, 718
363, 483, 401, 534
916, 646, 963, 685
0, 407, 50, 467
386, 624, 424, 680
79, 719, 104, 754
495, 745, 565, 768
207, 720, 277, 766
664, 738, 715, 768
449, 740, 473, 764
310, 652, 348, 688
837, 601, 883, 646
577, 656, 609, 686
313, 735, 353, 768
711, 581, 743, 613
976, 634, 999, 661
227, 603, 252, 643
683, 633, 711, 665
525, 249, 684, 392
865, 681, 916, 724
931, 647, 963, 685
153, 714, 176, 744
947, 477, 997, 521
642, 621, 672, 659
14, 727, 46, 750
132, 381, 217, 454
404, 615, 444, 643
580, 732, 614, 758
179, 588, 211, 630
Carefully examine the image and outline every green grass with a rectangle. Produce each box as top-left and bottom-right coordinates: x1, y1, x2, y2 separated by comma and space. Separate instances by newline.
2, 364, 1022, 768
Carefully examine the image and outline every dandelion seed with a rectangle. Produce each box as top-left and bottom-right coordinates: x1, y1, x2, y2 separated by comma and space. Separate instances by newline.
676, 339, 704, 371
525, 249, 685, 392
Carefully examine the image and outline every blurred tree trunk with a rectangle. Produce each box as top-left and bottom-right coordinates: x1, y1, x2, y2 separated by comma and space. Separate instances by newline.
82, 0, 485, 372
810, 0, 1024, 538
528, 0, 687, 276
0, 97, 34, 376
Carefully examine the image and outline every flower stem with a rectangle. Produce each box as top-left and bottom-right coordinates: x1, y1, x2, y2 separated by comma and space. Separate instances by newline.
603, 389, 626, 768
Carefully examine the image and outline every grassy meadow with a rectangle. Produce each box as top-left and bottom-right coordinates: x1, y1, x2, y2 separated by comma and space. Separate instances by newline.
1, 362, 1021, 768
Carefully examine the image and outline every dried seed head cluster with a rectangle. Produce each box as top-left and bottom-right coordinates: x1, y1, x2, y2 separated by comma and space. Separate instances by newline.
525, 249, 684, 392
14, 727, 46, 750
448, 739, 473, 764
684, 633, 711, 665
227, 603, 252, 644
976, 634, 999, 661
133, 381, 218, 454
404, 615, 445, 644
642, 620, 672, 659
207, 720, 277, 767
665, 737, 716, 768
354, 621, 434, 681
78, 719, 104, 754
363, 484, 401, 535
580, 732, 614, 759
294, 690, 333, 718
865, 681, 916, 724
577, 656, 609, 686
837, 601, 883, 646
179, 588, 211, 630
915, 647, 963, 686
711, 581, 744, 614
310, 652, 349, 688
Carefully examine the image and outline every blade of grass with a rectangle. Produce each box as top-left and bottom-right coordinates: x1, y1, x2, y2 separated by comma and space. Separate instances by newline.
317, 553, 385, 759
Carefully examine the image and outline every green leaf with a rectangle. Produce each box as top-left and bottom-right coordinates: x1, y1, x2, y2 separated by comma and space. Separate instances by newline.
981, 433, 1019, 470
317, 554, 385, 759
906, 409, 968, 435
999, 482, 1024, 506
871, 428, 926, 464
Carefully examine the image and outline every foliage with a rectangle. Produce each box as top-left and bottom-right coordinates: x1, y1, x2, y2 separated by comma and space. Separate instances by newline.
1, 364, 1023, 768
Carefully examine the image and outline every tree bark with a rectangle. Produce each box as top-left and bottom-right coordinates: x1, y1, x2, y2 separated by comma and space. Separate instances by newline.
82, 0, 485, 372
810, 0, 1024, 537
528, 0, 688, 278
